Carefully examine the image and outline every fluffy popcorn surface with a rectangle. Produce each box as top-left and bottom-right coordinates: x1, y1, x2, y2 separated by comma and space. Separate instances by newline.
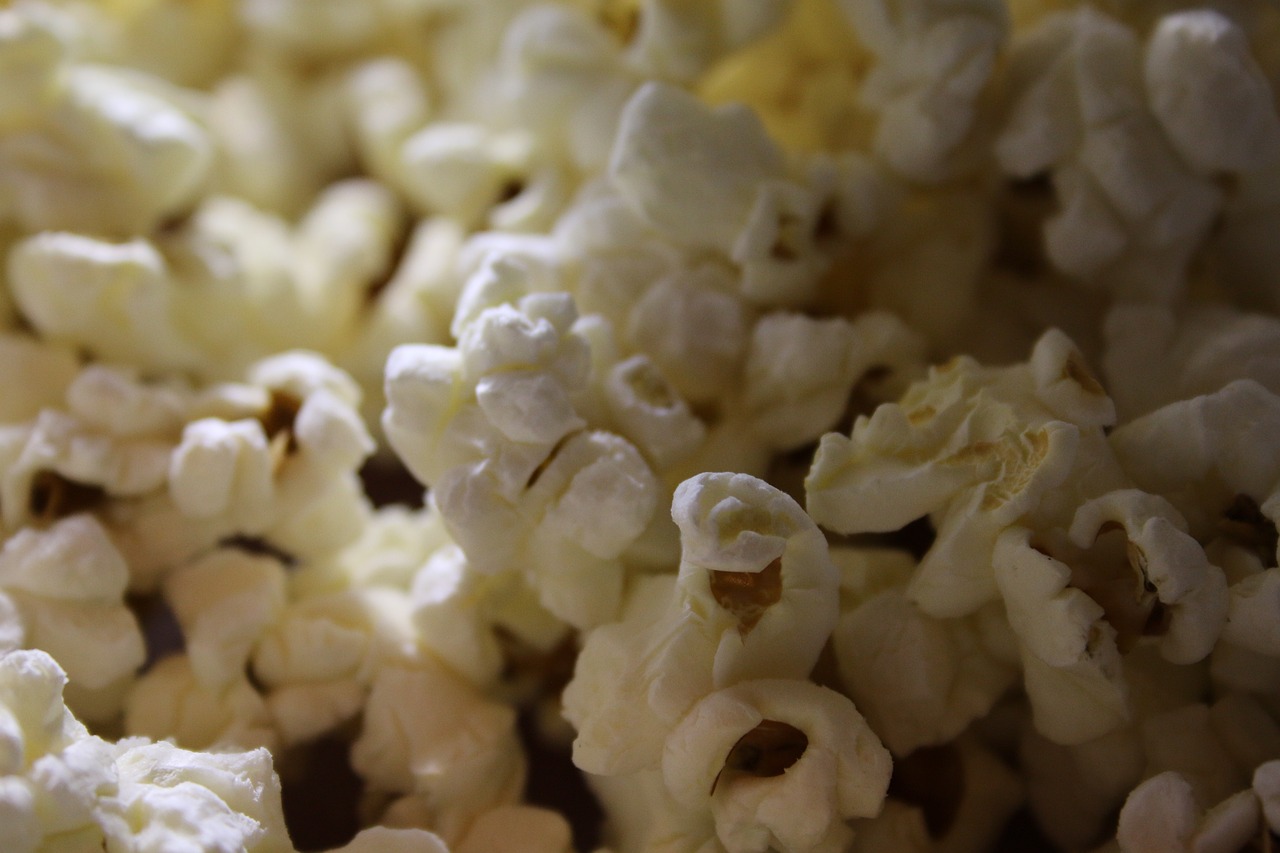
1114, 759, 1280, 853
0, 651, 286, 853
1108, 378, 1280, 552
0, 53, 214, 236
995, 5, 1279, 301
0, 516, 145, 717
564, 472, 840, 778
8, 232, 206, 374
163, 549, 288, 689
806, 328, 1120, 618
835, 0, 1008, 182
669, 471, 840, 686
125, 656, 277, 753
0, 649, 115, 851
1144, 9, 1280, 175
661, 679, 891, 853
1102, 303, 1280, 422
991, 490, 1232, 747
832, 548, 1018, 756
99, 740, 292, 853
385, 277, 661, 628
411, 542, 566, 689
350, 661, 526, 844
609, 81, 789, 258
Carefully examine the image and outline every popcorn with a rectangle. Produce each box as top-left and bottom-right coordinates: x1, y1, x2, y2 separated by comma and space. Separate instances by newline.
609, 81, 788, 258
4, 0, 1280, 848
385, 276, 661, 628
836, 0, 1008, 182
806, 328, 1122, 619
623, 0, 794, 84
995, 483, 1231, 750
163, 549, 288, 689
563, 472, 840, 777
995, 6, 1280, 301
662, 679, 891, 853
1115, 758, 1280, 853
0, 516, 145, 722
739, 311, 925, 451
350, 661, 526, 845
125, 656, 278, 752
0, 14, 214, 236
1108, 379, 1280, 547
0, 649, 291, 853
1102, 303, 1280, 422
100, 740, 293, 853
0, 648, 115, 852
1144, 10, 1280, 175
831, 547, 1018, 756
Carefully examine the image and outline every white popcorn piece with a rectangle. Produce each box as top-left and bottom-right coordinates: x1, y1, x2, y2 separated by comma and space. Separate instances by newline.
0, 648, 116, 852
386, 281, 659, 628
99, 740, 292, 853
494, 4, 638, 173
993, 526, 1130, 745
7, 232, 206, 373
290, 179, 407, 352
836, 0, 1008, 182
0, 60, 213, 235
623, 0, 793, 83
807, 329, 1121, 618
623, 262, 749, 407
344, 58, 432, 188
564, 473, 839, 777
1067, 490, 1228, 665
670, 472, 839, 686
995, 6, 1278, 301
208, 65, 351, 217
125, 656, 277, 753
609, 82, 787, 257
1109, 379, 1280, 545
603, 355, 706, 470
0, 516, 144, 721
399, 122, 535, 227
409, 542, 568, 691
562, 574, 681, 776
1144, 10, 1280, 176
253, 584, 416, 693
833, 549, 1017, 756
739, 313, 859, 451
1102, 303, 1280, 422
1115, 754, 1280, 853
163, 549, 288, 689
518, 429, 659, 628
351, 661, 526, 845
168, 418, 274, 522
661, 679, 891, 853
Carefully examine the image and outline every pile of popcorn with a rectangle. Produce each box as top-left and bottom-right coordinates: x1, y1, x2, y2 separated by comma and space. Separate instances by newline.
1, 0, 1279, 851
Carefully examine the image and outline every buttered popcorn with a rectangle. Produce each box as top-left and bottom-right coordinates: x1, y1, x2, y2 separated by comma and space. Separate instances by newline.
0, 0, 1278, 850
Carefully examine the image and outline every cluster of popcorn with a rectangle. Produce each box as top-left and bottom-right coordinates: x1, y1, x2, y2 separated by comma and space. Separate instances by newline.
1, 0, 1279, 852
